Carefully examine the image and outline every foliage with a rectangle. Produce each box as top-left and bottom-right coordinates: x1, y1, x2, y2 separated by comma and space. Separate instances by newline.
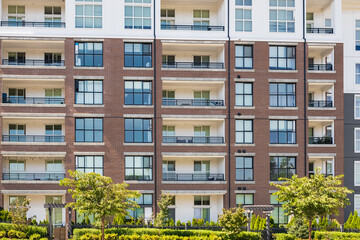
0, 223, 47, 238
38, 220, 49, 225
60, 170, 141, 240
287, 217, 309, 239
0, 230, 5, 238
314, 231, 360, 239
310, 216, 340, 231
273, 233, 296, 240
154, 194, 174, 228
345, 211, 360, 230
0, 209, 11, 222
29, 233, 42, 240
272, 168, 353, 240
218, 207, 247, 235
9, 198, 34, 231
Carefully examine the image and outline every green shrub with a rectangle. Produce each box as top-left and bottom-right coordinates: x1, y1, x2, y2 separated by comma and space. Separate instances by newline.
16, 230, 27, 238
0, 223, 47, 238
39, 238, 49, 240
314, 231, 360, 239
30, 233, 42, 240
7, 229, 17, 238
236, 232, 261, 240
287, 217, 309, 239
273, 233, 296, 240
0, 230, 6, 238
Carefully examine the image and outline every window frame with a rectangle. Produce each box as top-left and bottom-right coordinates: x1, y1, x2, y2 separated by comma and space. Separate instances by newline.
235, 156, 254, 181
124, 80, 152, 105
127, 193, 153, 220
124, 43, 152, 68
355, 95, 360, 119
270, 194, 289, 224
125, 156, 153, 181
75, 155, 104, 175
269, 83, 296, 107
355, 128, 360, 153
235, 1, 252, 32
124, 118, 153, 143
236, 193, 254, 206
235, 45, 253, 69
75, 80, 103, 105
75, 118, 103, 142
356, 20, 360, 51
75, 0, 102, 28
124, 0, 152, 30
235, 82, 253, 107
270, 120, 296, 144
270, 156, 296, 181
356, 64, 360, 85
269, 0, 295, 33
235, 119, 254, 144
74, 42, 103, 67
269, 46, 296, 70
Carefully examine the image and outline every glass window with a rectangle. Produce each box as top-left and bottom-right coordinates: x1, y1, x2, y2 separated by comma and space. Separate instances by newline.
356, 20, 360, 51
125, 118, 153, 143
75, 1, 102, 28
356, 64, 360, 84
46, 160, 63, 172
75, 42, 103, 67
194, 196, 210, 222
76, 156, 103, 175
75, 118, 103, 142
270, 194, 289, 224
269, 46, 296, 70
269, 83, 296, 107
269, 0, 295, 33
125, 156, 152, 180
9, 196, 26, 206
270, 156, 296, 181
355, 195, 360, 213
8, 6, 25, 24
193, 10, 210, 28
9, 160, 25, 172
235, 83, 253, 106
235, 2, 252, 32
127, 193, 153, 220
125, 81, 152, 105
75, 80, 103, 105
124, 0, 151, 30
270, 120, 296, 144
355, 128, 360, 153
236, 120, 253, 144
236, 157, 253, 181
236, 194, 254, 206
235, 45, 253, 69
161, 9, 175, 29
355, 96, 360, 119
124, 43, 152, 68
46, 196, 63, 226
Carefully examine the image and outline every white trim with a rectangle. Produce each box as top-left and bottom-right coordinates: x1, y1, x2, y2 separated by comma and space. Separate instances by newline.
123, 114, 154, 118
2, 190, 66, 194
124, 152, 154, 156
1, 151, 66, 157
235, 190, 256, 193
162, 190, 227, 195
74, 152, 105, 155
73, 113, 105, 117
355, 128, 360, 153
74, 76, 104, 80
355, 161, 360, 186
123, 76, 153, 81
355, 95, 360, 120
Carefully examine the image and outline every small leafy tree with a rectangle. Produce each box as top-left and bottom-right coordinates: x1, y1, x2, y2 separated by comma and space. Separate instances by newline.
218, 207, 247, 235
60, 170, 141, 240
272, 168, 353, 240
9, 198, 34, 231
154, 194, 174, 228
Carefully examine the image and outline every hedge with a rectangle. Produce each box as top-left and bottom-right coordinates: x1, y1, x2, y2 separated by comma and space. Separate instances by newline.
314, 231, 360, 239
0, 223, 47, 238
273, 233, 296, 240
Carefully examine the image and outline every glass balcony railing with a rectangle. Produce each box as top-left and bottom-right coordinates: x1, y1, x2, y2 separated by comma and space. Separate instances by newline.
163, 136, 224, 144
2, 135, 65, 142
162, 173, 225, 181
3, 173, 65, 181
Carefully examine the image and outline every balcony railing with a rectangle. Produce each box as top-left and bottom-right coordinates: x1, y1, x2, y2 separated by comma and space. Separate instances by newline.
161, 25, 224, 31
308, 64, 333, 71
163, 173, 225, 181
309, 137, 333, 144
162, 62, 224, 69
309, 173, 333, 177
2, 59, 65, 66
162, 99, 224, 106
307, 28, 333, 34
308, 100, 333, 108
3, 173, 65, 181
1, 21, 65, 28
2, 135, 65, 142
3, 97, 65, 105
163, 136, 224, 144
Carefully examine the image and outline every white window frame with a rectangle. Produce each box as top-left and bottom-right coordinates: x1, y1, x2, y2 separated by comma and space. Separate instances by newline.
356, 20, 360, 51
44, 6, 61, 22
75, 0, 102, 29
161, 9, 175, 26
356, 64, 360, 85
355, 95, 360, 119
235, 1, 252, 32
355, 195, 360, 212
355, 128, 360, 153
124, 0, 152, 30
269, 0, 295, 33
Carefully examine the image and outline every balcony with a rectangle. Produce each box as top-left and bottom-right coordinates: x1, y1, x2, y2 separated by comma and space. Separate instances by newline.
3, 97, 65, 105
163, 173, 224, 181
2, 135, 64, 143
0, 21, 65, 28
308, 45, 334, 72
306, 28, 333, 34
308, 100, 332, 108
309, 137, 333, 144
161, 25, 224, 31
163, 99, 224, 106
2, 59, 65, 66
308, 63, 333, 71
163, 136, 224, 144
162, 62, 224, 69
2, 173, 65, 181
308, 82, 334, 108
309, 156, 334, 177
308, 119, 334, 146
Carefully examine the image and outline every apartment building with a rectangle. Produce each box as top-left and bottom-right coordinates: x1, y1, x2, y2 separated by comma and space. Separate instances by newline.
0, 0, 345, 226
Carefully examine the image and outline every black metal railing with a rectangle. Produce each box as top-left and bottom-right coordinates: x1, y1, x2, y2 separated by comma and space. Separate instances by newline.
309, 173, 333, 177
309, 137, 333, 144
2, 59, 65, 66
3, 173, 65, 181
1, 21, 65, 28
308, 100, 333, 108
163, 136, 224, 144
307, 27, 333, 34
162, 62, 224, 69
308, 63, 333, 71
162, 99, 224, 106
161, 25, 224, 31
2, 135, 65, 142
3, 97, 65, 104
162, 173, 225, 181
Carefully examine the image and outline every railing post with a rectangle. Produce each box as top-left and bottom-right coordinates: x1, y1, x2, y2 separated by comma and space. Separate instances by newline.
185, 222, 189, 230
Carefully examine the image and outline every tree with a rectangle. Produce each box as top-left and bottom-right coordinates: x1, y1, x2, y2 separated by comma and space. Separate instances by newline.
218, 207, 247, 235
154, 194, 174, 228
271, 168, 353, 240
9, 198, 34, 231
60, 171, 141, 240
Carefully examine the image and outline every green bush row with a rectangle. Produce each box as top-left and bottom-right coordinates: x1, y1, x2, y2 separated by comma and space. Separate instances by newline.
273, 233, 296, 240
314, 231, 360, 239
0, 223, 47, 238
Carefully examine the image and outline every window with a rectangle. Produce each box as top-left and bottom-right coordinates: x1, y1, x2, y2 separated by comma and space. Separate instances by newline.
269, 83, 296, 107
355, 128, 360, 153
235, 83, 253, 106
75, 0, 102, 28
9, 160, 25, 173
75, 118, 103, 142
125, 81, 152, 105
8, 52, 25, 64
269, 46, 296, 70
270, 156, 296, 181
163, 161, 175, 180
235, 1, 252, 32
125, 0, 151, 29
8, 6, 25, 22
9, 124, 25, 135
125, 156, 152, 180
270, 120, 296, 144
127, 193, 153, 221
356, 20, 360, 51
44, 6, 61, 26
236, 120, 253, 144
325, 18, 331, 27
75, 80, 103, 105
356, 96, 360, 119
46, 196, 63, 226
162, 55, 175, 67
9, 196, 26, 206
194, 56, 210, 67
44, 53, 62, 64
236, 157, 253, 181
75, 42, 103, 67
163, 126, 175, 136
355, 195, 360, 213
236, 193, 254, 206
235, 45, 253, 69
46, 160, 63, 172
124, 43, 152, 68
194, 126, 210, 137
270, 194, 288, 224
161, 9, 175, 29
45, 125, 63, 142
168, 196, 176, 221
194, 161, 210, 173
356, 64, 360, 84
76, 156, 103, 175
269, 0, 295, 33
162, 90, 175, 99
125, 119, 152, 143
194, 196, 210, 222
193, 10, 209, 28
